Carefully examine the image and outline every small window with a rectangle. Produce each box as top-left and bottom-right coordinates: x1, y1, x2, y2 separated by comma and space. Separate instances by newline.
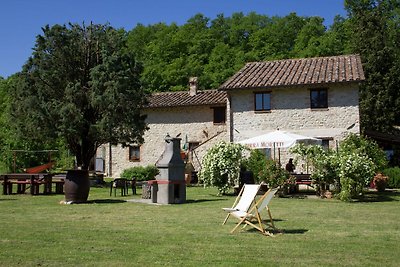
212, 107, 226, 124
188, 142, 200, 162
129, 146, 140, 161
188, 142, 200, 151
255, 92, 271, 111
321, 139, 330, 150
310, 89, 328, 109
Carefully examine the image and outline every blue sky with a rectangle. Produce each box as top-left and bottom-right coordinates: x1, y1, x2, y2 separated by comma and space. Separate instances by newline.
0, 0, 347, 78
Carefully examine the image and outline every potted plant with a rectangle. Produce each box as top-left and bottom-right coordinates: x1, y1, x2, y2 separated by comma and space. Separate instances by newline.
12, 23, 148, 202
373, 173, 388, 192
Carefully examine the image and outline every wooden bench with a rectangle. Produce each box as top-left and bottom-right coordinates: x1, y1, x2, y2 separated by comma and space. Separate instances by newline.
292, 174, 314, 193
1, 173, 64, 195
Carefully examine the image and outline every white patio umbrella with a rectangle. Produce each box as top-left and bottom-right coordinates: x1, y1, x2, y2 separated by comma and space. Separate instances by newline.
238, 130, 321, 162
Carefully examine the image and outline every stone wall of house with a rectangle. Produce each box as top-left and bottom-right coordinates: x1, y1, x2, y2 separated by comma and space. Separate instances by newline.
229, 84, 360, 172
230, 84, 360, 142
99, 105, 228, 178
96, 83, 360, 177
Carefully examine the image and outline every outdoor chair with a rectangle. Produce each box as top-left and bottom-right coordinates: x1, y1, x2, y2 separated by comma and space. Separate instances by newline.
222, 184, 261, 225
110, 178, 128, 197
129, 177, 137, 195
230, 188, 279, 236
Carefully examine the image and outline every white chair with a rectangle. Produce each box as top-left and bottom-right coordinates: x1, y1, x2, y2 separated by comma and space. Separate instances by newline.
222, 184, 261, 225
230, 188, 279, 236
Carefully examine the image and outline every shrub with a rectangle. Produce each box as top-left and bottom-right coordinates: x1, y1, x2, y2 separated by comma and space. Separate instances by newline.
242, 149, 268, 183
291, 143, 340, 195
337, 152, 375, 201
373, 173, 389, 192
199, 141, 246, 195
339, 133, 387, 172
383, 167, 400, 188
120, 165, 159, 181
259, 159, 291, 188
337, 134, 387, 200
290, 134, 387, 201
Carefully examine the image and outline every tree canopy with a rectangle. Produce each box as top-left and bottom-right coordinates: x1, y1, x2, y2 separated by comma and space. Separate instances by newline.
11, 23, 148, 169
1, 4, 400, 171
127, 12, 347, 92
345, 0, 400, 132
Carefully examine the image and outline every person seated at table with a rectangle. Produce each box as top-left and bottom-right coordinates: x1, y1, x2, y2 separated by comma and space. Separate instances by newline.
131, 177, 137, 195
285, 158, 295, 173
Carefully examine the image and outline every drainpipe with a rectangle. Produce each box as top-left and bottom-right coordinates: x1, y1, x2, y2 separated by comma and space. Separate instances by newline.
108, 143, 112, 177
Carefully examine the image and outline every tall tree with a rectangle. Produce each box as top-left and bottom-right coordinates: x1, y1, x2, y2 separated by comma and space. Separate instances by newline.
12, 23, 148, 169
247, 13, 307, 60
345, 0, 400, 132
293, 16, 326, 57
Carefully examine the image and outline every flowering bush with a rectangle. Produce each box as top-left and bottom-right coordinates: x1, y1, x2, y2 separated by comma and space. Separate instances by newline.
199, 141, 246, 195
339, 133, 387, 173
291, 134, 387, 201
372, 173, 388, 192
337, 134, 387, 200
290, 143, 339, 195
337, 152, 375, 201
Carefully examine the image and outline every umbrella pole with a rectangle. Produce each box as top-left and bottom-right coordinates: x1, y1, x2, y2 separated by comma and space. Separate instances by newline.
278, 148, 281, 165
273, 143, 276, 160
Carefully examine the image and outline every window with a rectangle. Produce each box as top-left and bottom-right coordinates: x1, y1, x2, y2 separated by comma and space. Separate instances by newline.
255, 92, 271, 111
212, 107, 226, 124
310, 89, 328, 109
188, 142, 200, 151
321, 139, 330, 150
188, 142, 200, 162
129, 146, 140, 161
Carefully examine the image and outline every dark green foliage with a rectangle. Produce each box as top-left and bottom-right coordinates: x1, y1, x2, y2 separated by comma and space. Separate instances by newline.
243, 149, 290, 187
12, 23, 148, 170
127, 12, 346, 92
242, 149, 268, 183
260, 160, 291, 188
2, 6, 400, 172
383, 167, 400, 188
0, 76, 63, 172
345, 0, 400, 132
120, 165, 159, 181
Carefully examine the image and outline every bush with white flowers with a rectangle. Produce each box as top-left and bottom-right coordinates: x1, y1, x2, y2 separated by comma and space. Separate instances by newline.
199, 141, 246, 195
337, 152, 375, 201
291, 134, 387, 201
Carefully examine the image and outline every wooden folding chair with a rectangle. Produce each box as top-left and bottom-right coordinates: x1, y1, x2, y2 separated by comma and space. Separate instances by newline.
230, 188, 279, 236
222, 184, 260, 225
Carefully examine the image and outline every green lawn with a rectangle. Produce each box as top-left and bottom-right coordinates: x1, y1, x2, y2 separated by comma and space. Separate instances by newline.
0, 185, 399, 267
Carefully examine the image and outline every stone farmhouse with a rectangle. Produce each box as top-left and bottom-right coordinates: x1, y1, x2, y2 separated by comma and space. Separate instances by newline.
97, 54, 365, 178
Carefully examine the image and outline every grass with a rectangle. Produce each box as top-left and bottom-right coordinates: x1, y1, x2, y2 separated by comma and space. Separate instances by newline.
0, 185, 399, 267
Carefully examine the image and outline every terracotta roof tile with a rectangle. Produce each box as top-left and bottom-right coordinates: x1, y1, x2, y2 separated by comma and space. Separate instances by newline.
147, 90, 227, 108
219, 54, 365, 90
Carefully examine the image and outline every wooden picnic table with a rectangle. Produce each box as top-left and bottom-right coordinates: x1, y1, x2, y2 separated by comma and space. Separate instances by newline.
292, 174, 312, 185
1, 173, 65, 195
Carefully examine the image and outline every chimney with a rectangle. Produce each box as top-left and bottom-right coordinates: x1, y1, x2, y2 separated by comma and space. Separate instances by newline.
189, 77, 198, 96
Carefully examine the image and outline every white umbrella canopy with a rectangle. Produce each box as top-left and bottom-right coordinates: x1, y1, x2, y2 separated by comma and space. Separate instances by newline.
238, 130, 321, 149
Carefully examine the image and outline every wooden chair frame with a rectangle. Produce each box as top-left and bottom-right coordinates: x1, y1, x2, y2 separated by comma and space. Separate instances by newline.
230, 188, 279, 236
222, 184, 261, 225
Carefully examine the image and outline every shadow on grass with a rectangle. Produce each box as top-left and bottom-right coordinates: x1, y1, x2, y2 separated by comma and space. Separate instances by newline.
238, 219, 309, 235
354, 190, 400, 203
0, 198, 18, 201
88, 199, 127, 204
186, 198, 228, 204
245, 227, 308, 235
279, 228, 308, 234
